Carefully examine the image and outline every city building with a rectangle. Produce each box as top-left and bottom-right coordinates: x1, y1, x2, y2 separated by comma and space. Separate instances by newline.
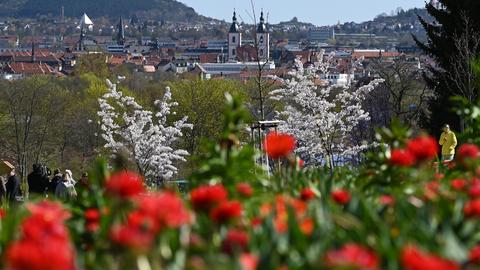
308, 27, 335, 43
228, 11, 242, 62
199, 61, 275, 76
256, 11, 270, 62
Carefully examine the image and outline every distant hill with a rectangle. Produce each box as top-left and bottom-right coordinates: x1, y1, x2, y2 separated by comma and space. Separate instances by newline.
338, 8, 431, 35
0, 0, 202, 22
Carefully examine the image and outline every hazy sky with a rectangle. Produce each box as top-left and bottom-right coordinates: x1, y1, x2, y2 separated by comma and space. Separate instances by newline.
177, 0, 426, 26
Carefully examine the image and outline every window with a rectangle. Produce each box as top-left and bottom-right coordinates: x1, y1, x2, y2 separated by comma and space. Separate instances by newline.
232, 36, 236, 43
232, 49, 236, 56
260, 49, 264, 56
259, 36, 264, 44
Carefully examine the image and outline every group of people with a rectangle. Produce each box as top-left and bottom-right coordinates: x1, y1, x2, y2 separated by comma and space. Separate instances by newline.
0, 164, 91, 202
27, 164, 90, 200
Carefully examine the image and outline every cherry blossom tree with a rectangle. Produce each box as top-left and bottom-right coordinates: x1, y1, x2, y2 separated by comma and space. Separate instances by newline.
98, 80, 192, 181
271, 58, 382, 169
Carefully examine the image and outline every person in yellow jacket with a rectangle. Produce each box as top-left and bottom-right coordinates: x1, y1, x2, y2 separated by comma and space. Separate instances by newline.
439, 124, 457, 161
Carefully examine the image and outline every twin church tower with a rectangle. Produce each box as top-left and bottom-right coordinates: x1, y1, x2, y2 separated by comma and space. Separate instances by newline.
228, 11, 270, 62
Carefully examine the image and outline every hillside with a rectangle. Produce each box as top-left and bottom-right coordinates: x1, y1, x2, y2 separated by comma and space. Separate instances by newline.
0, 0, 202, 22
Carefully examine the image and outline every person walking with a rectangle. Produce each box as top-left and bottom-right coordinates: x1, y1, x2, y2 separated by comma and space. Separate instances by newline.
6, 168, 22, 202
439, 124, 457, 162
27, 164, 49, 196
55, 170, 77, 200
77, 172, 91, 192
48, 169, 63, 195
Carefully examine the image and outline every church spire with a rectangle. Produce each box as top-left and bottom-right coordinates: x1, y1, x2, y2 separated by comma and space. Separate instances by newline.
229, 10, 240, 33
31, 40, 36, 62
117, 17, 125, 45
257, 10, 268, 33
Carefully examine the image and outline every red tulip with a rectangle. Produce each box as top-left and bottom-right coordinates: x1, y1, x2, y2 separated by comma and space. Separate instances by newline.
105, 171, 145, 199
325, 243, 379, 270
190, 184, 228, 211
263, 132, 296, 159
407, 136, 438, 161
331, 189, 351, 205
390, 149, 416, 167
401, 245, 460, 270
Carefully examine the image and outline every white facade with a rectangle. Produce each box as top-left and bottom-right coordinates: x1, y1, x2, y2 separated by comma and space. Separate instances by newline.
256, 11, 270, 62
228, 32, 241, 62
228, 12, 242, 62
200, 62, 275, 75
321, 73, 353, 87
257, 32, 269, 61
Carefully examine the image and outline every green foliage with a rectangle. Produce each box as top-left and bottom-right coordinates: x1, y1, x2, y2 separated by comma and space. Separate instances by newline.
190, 93, 265, 187
451, 58, 480, 145
75, 54, 111, 79
168, 79, 248, 177
415, 0, 480, 133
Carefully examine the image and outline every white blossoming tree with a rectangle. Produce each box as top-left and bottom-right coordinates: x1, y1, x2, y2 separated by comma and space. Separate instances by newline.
271, 58, 382, 169
98, 80, 192, 181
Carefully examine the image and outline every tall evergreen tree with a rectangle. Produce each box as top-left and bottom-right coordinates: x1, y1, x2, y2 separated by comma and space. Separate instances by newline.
415, 0, 480, 133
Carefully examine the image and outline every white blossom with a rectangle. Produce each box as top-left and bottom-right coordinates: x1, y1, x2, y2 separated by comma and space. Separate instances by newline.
271, 57, 382, 168
98, 80, 192, 181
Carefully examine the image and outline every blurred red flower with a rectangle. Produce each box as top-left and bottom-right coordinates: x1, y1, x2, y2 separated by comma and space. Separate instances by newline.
332, 189, 351, 205
6, 239, 76, 270
299, 218, 314, 236
85, 208, 101, 222
6, 201, 76, 270
469, 246, 480, 264
110, 223, 154, 251
457, 144, 480, 166
105, 171, 145, 199
390, 149, 416, 167
424, 181, 441, 200
236, 183, 253, 197
222, 230, 249, 254
211, 200, 242, 224
84, 208, 101, 233
260, 196, 311, 235
451, 179, 467, 191
135, 192, 190, 229
464, 199, 480, 217
469, 182, 480, 198
297, 158, 305, 168
325, 243, 379, 270
379, 195, 395, 206
263, 132, 296, 159
239, 253, 259, 270
190, 184, 228, 211
407, 136, 438, 161
0, 208, 6, 219
401, 245, 460, 270
300, 188, 316, 201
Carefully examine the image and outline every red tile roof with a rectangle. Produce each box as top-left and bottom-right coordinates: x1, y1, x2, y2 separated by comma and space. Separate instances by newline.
352, 51, 400, 59
6, 62, 55, 75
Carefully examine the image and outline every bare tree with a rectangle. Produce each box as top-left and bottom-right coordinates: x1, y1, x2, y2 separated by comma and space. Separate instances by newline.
370, 58, 432, 127
443, 13, 480, 104
245, 0, 278, 121
0, 76, 67, 183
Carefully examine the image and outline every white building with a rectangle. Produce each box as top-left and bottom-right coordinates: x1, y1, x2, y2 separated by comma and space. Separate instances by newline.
228, 11, 242, 62
200, 62, 275, 75
321, 73, 353, 87
308, 27, 335, 43
256, 11, 270, 62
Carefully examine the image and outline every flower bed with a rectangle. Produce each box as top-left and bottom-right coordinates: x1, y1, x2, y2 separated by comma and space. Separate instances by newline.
1, 101, 480, 270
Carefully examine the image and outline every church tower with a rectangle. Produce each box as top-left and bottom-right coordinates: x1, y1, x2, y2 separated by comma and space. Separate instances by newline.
256, 11, 270, 61
117, 17, 126, 45
228, 11, 241, 62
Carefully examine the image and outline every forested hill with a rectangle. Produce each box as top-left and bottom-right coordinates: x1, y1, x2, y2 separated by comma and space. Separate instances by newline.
0, 0, 202, 21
